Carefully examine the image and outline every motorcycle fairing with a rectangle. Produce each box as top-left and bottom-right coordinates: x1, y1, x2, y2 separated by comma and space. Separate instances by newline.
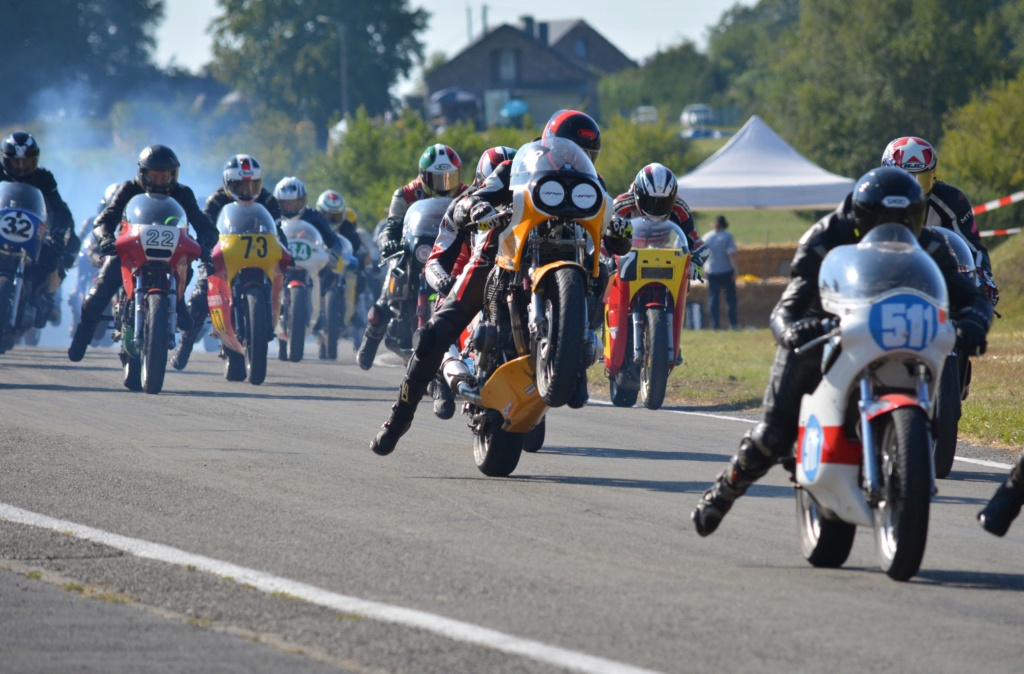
0, 207, 45, 261
480, 355, 547, 433
116, 224, 201, 297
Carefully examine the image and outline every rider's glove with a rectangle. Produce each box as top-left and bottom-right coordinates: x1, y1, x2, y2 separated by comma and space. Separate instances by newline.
380, 237, 402, 257
690, 243, 711, 268
980, 269, 999, 307
955, 306, 989, 356
689, 264, 704, 283
434, 274, 456, 297
780, 317, 827, 351
99, 235, 117, 257
327, 247, 341, 269
469, 202, 500, 229
607, 216, 633, 240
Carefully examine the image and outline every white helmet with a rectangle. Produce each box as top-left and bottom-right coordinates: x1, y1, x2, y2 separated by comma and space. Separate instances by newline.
274, 176, 307, 217
631, 163, 678, 221
223, 154, 263, 202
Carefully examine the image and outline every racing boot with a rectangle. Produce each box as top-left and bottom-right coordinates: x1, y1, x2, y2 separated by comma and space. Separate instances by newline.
370, 377, 429, 456
68, 293, 104, 362
692, 432, 774, 536
431, 375, 456, 420
978, 471, 1024, 537
356, 303, 388, 371
172, 326, 200, 370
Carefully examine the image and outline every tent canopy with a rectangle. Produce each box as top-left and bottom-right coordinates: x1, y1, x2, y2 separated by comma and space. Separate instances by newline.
677, 116, 854, 210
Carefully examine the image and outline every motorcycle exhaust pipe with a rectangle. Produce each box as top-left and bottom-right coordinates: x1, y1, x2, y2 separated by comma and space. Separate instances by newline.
631, 308, 643, 364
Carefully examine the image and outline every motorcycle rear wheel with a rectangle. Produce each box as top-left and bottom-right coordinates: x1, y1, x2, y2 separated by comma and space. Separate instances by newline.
323, 285, 343, 360
474, 420, 524, 477
123, 354, 142, 391
795, 487, 856, 568
640, 307, 669, 410
535, 267, 586, 408
874, 406, 931, 581
245, 285, 269, 384
932, 353, 961, 479
0, 276, 14, 353
287, 285, 308, 363
523, 416, 546, 453
224, 349, 246, 381
142, 293, 169, 394
609, 378, 638, 407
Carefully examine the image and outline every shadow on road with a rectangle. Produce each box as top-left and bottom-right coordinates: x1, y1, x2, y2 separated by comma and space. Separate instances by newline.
914, 568, 1024, 591
539, 445, 732, 462
0, 383, 121, 394
504, 474, 793, 498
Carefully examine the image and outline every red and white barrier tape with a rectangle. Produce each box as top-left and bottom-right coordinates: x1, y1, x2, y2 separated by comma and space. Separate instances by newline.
972, 190, 1024, 215
979, 227, 1022, 238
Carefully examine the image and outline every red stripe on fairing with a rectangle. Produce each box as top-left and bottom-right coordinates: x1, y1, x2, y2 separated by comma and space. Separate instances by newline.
797, 424, 862, 466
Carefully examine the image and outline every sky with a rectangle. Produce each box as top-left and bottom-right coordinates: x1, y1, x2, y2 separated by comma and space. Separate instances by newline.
155, 0, 757, 93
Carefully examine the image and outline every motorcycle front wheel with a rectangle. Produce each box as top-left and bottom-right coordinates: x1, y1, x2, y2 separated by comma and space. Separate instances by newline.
874, 406, 932, 581
535, 267, 586, 408
286, 284, 308, 363
932, 353, 961, 479
639, 306, 669, 410
245, 285, 269, 384
141, 293, 169, 394
523, 416, 546, 453
795, 487, 856, 568
323, 285, 343, 360
474, 419, 525, 477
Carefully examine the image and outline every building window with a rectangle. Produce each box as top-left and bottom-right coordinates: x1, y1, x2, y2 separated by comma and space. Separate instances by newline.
491, 49, 518, 84
575, 39, 588, 58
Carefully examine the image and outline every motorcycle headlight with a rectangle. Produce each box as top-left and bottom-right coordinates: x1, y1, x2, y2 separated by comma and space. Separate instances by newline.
536, 178, 566, 208
415, 244, 432, 264
571, 182, 599, 210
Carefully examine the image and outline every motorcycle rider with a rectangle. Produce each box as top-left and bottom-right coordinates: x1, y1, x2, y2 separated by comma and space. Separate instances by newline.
171, 154, 288, 370
68, 144, 217, 362
881, 136, 998, 306
368, 110, 633, 456
612, 163, 709, 269
316, 189, 365, 264
691, 167, 993, 536
69, 183, 119, 335
0, 131, 76, 325
355, 144, 469, 370
274, 177, 343, 258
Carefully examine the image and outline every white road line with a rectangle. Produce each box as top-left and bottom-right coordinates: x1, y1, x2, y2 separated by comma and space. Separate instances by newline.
0, 503, 662, 674
588, 401, 1013, 469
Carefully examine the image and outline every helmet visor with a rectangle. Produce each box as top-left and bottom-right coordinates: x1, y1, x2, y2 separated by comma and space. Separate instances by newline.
424, 168, 460, 195
323, 211, 343, 224
3, 156, 38, 178
143, 168, 177, 190
913, 169, 936, 195
585, 148, 600, 165
637, 194, 674, 220
279, 198, 305, 217
227, 178, 262, 202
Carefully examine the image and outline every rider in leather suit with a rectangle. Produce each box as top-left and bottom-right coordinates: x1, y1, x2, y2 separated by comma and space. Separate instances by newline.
368, 111, 633, 457
68, 145, 218, 362
691, 167, 993, 536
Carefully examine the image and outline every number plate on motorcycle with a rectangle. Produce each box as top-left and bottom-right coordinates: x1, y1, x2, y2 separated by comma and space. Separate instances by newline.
640, 267, 673, 280
0, 208, 41, 245
868, 293, 942, 351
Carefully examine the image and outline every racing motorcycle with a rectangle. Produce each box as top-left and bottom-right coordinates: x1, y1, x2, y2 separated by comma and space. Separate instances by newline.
603, 217, 692, 409
793, 223, 955, 581
318, 235, 355, 360
927, 226, 977, 479
451, 137, 607, 477
278, 216, 330, 363
379, 197, 451, 362
68, 225, 113, 347
112, 194, 202, 394
0, 181, 47, 355
207, 202, 290, 385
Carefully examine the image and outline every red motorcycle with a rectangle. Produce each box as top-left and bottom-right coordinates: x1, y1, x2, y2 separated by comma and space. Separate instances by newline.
114, 194, 201, 393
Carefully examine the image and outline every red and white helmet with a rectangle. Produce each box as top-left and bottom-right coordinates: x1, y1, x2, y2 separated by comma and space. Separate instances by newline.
418, 144, 462, 196
223, 154, 263, 202
474, 146, 517, 185
881, 136, 937, 194
631, 163, 678, 221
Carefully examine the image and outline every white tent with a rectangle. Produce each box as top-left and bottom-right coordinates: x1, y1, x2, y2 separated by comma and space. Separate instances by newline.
676, 116, 855, 210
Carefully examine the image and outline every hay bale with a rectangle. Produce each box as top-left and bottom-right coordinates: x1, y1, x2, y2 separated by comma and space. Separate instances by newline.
687, 277, 788, 329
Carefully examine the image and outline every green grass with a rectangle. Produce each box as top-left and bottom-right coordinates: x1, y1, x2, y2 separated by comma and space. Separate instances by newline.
688, 209, 814, 247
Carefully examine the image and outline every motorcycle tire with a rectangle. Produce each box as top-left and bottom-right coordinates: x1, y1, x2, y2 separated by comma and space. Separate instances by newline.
141, 293, 170, 394
323, 286, 343, 360
535, 267, 586, 408
0, 276, 14, 353
523, 416, 546, 453
123, 354, 143, 391
795, 487, 856, 568
874, 406, 931, 581
225, 349, 246, 381
287, 285, 308, 363
640, 307, 669, 410
474, 420, 525, 477
932, 353, 961, 479
245, 285, 269, 385
609, 378, 638, 408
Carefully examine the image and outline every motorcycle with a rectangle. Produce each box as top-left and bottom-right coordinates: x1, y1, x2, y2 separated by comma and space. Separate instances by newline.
318, 235, 356, 360
0, 181, 46, 355
793, 223, 955, 581
207, 202, 290, 385
379, 197, 451, 362
603, 217, 692, 409
278, 216, 330, 363
112, 194, 202, 394
68, 225, 114, 347
450, 137, 608, 477
928, 226, 978, 479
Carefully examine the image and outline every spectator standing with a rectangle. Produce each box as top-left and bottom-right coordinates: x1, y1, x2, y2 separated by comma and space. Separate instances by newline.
703, 215, 739, 330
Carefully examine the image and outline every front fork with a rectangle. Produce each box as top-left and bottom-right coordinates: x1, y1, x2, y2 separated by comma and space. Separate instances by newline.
630, 305, 675, 366
7, 253, 26, 328
132, 273, 176, 351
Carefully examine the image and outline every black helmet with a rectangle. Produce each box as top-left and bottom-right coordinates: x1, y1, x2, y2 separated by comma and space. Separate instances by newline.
541, 110, 601, 164
2, 130, 40, 179
851, 167, 927, 238
137, 144, 180, 194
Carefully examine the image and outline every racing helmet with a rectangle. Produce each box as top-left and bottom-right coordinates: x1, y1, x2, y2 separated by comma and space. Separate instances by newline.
851, 167, 927, 238
274, 176, 307, 217
1, 131, 40, 179
631, 163, 678, 221
474, 146, 516, 186
137, 144, 180, 195
223, 154, 263, 202
541, 110, 601, 164
98, 182, 121, 214
418, 144, 462, 196
316, 189, 346, 224
881, 136, 937, 195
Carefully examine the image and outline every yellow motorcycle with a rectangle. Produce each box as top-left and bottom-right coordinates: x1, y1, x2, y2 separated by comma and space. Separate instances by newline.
454, 137, 608, 476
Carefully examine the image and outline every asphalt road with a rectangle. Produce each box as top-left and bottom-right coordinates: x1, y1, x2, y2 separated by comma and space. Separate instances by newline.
1, 345, 1022, 674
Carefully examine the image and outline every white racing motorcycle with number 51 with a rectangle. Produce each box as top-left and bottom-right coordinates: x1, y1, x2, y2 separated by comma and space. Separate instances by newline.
793, 223, 955, 581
